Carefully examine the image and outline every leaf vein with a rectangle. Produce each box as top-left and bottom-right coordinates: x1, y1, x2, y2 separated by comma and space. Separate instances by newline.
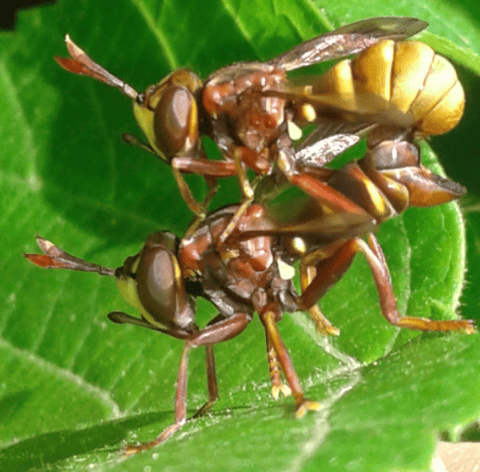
0, 337, 123, 418
131, 0, 178, 70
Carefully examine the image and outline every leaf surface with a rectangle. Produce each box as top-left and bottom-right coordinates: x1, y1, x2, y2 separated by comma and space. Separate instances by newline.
1, 1, 480, 471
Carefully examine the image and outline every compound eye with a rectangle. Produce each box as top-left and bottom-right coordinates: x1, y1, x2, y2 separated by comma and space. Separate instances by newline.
153, 86, 198, 158
136, 243, 179, 328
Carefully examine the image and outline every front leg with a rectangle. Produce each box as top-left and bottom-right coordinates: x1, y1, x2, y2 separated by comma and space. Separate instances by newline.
122, 132, 231, 225
123, 312, 252, 455
171, 156, 236, 218
217, 146, 272, 245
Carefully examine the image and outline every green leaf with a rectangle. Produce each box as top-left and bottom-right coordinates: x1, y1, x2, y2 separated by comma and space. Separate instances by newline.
1, 1, 479, 471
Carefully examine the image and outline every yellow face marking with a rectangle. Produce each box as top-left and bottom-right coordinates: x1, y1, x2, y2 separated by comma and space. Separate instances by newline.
172, 255, 183, 285
116, 276, 146, 315
116, 274, 169, 331
133, 102, 165, 158
130, 255, 141, 274
187, 98, 199, 147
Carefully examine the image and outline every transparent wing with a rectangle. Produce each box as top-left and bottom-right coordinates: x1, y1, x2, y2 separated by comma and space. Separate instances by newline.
270, 17, 428, 71
295, 122, 374, 168
238, 191, 376, 243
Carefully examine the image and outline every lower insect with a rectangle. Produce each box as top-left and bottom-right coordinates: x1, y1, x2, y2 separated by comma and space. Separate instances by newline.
24, 191, 474, 453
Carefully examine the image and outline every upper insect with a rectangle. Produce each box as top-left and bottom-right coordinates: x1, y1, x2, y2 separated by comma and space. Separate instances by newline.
55, 17, 451, 223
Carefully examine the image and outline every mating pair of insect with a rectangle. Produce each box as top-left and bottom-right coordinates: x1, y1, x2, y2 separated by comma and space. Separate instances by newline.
24, 17, 474, 454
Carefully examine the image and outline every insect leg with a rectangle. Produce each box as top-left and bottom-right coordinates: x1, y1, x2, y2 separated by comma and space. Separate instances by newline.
192, 313, 228, 418
192, 344, 219, 418
123, 312, 252, 455
260, 307, 321, 416
297, 239, 359, 311
300, 264, 340, 336
122, 133, 217, 236
298, 235, 474, 333
356, 233, 475, 333
170, 156, 236, 218
217, 148, 261, 245
123, 342, 192, 456
266, 333, 292, 399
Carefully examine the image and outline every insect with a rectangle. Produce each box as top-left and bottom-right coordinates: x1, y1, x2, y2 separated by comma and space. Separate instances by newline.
54, 17, 444, 239
24, 122, 474, 452
26, 17, 471, 454
23, 193, 376, 453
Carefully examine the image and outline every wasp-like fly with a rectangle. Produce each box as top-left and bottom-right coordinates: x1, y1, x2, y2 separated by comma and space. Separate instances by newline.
55, 16, 462, 237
